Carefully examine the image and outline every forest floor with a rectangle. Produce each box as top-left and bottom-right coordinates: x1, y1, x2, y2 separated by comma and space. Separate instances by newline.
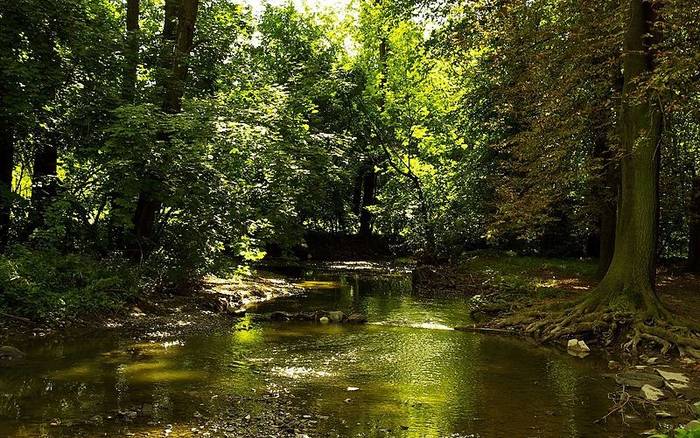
413, 252, 700, 327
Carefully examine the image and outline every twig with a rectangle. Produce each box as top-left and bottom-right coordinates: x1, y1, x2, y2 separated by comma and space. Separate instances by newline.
594, 386, 630, 424
0, 311, 33, 324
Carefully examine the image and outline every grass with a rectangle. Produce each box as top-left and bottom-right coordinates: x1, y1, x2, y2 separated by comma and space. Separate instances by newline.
456, 251, 598, 300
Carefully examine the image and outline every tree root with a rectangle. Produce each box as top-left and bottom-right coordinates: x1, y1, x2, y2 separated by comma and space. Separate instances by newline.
490, 300, 700, 356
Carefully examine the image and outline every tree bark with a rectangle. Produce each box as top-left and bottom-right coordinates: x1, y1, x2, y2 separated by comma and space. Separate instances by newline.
0, 116, 13, 249
688, 171, 700, 272
359, 36, 388, 238
132, 0, 199, 247
163, 0, 198, 114
28, 141, 58, 233
359, 168, 376, 237
586, 0, 664, 317
122, 0, 140, 102
592, 130, 618, 279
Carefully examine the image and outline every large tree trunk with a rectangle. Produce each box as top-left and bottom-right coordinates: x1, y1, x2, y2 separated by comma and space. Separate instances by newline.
28, 141, 58, 233
688, 171, 700, 272
122, 0, 140, 101
586, 0, 664, 317
0, 117, 13, 249
132, 0, 199, 248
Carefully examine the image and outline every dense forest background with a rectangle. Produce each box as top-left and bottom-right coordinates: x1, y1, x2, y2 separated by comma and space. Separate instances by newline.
0, 0, 699, 321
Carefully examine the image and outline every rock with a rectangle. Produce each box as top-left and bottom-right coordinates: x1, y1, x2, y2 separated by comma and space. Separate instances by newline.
230, 308, 247, 317
646, 357, 659, 365
347, 313, 368, 324
641, 384, 666, 401
614, 372, 665, 388
327, 311, 344, 323
319, 317, 330, 324
694, 401, 700, 417
0, 346, 25, 360
216, 297, 229, 312
295, 312, 317, 321
655, 411, 675, 419
687, 420, 700, 431
270, 311, 291, 321
656, 369, 690, 387
566, 339, 590, 353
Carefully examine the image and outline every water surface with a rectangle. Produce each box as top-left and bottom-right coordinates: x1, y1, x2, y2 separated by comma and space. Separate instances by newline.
0, 269, 638, 437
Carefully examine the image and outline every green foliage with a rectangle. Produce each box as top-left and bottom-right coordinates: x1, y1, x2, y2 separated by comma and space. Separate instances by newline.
1, 0, 699, 321
650, 428, 700, 438
0, 245, 137, 321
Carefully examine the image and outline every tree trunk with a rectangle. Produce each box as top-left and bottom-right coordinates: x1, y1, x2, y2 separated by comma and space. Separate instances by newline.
359, 36, 388, 238
163, 0, 198, 114
688, 171, 700, 272
0, 117, 13, 249
122, 0, 140, 102
586, 0, 664, 317
132, 0, 199, 247
598, 198, 616, 278
593, 130, 618, 279
28, 141, 58, 233
359, 168, 376, 237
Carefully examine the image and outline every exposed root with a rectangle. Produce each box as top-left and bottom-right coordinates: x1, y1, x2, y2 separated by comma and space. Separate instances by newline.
490, 298, 699, 356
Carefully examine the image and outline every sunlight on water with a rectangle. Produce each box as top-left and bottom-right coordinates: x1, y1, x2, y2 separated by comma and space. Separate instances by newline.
0, 269, 632, 437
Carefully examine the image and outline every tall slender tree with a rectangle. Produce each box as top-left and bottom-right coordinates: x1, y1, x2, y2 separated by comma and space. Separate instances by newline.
122, 0, 140, 102
133, 0, 200, 247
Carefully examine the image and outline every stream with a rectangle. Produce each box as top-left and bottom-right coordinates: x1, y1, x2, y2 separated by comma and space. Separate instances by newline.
0, 266, 642, 437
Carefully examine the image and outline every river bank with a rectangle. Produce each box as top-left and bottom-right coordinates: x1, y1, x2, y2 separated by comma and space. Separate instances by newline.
412, 253, 700, 436
2, 257, 699, 436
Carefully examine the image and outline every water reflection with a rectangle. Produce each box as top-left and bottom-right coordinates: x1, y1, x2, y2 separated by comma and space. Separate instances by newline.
0, 270, 634, 437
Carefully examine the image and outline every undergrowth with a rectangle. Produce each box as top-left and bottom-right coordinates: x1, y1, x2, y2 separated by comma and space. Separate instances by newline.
0, 245, 139, 323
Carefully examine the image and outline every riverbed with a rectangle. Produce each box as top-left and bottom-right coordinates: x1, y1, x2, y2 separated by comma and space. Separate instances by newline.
0, 267, 642, 437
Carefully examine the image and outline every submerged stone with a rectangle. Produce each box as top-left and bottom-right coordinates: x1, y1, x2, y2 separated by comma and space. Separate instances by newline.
270, 311, 291, 321
614, 372, 664, 388
327, 311, 344, 323
347, 313, 368, 323
0, 346, 25, 360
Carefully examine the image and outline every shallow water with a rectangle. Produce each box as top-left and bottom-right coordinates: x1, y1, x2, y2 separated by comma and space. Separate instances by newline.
0, 269, 641, 437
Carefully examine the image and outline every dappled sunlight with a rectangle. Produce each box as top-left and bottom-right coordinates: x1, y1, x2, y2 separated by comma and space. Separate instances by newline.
297, 280, 343, 289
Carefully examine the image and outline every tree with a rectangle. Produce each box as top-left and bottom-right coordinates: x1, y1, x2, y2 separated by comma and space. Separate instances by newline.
132, 0, 200, 249
689, 168, 700, 272
122, 0, 140, 102
586, 0, 663, 316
